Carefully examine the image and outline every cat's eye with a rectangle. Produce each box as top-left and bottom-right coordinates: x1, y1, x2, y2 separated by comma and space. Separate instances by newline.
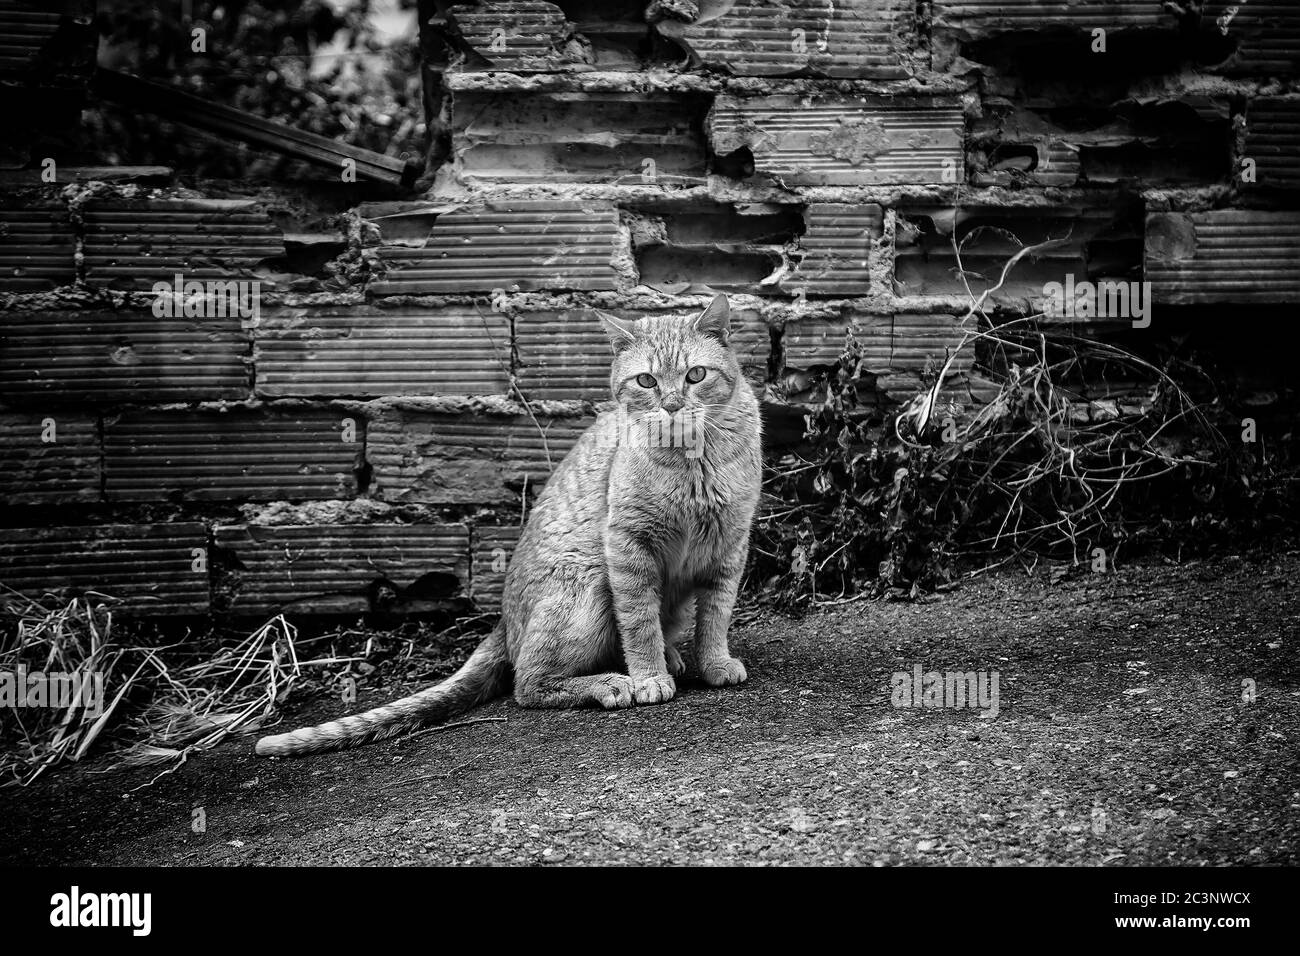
635, 373, 658, 388
685, 366, 707, 384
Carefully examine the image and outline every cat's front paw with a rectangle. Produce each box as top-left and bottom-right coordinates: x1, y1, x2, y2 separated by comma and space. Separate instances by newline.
665, 643, 687, 677
632, 673, 676, 705
592, 675, 636, 709
701, 656, 748, 687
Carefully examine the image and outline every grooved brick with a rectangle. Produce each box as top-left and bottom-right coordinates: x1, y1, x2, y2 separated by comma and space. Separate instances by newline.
214, 523, 469, 615
255, 306, 510, 398
104, 410, 362, 502
367, 411, 591, 504
709, 95, 964, 186
0, 309, 249, 404
0, 413, 99, 504
0, 523, 209, 615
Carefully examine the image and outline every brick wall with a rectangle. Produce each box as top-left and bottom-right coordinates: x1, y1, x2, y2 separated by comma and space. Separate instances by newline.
1, 1, 1297, 616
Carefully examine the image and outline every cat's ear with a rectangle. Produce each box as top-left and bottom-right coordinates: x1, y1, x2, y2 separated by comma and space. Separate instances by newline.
596, 310, 638, 353
693, 293, 731, 344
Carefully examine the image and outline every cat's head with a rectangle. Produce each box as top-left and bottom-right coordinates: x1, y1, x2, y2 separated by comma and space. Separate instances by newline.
597, 295, 742, 423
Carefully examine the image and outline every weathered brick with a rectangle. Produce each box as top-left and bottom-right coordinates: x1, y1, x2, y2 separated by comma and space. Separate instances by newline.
709, 95, 964, 186
452, 91, 709, 184
367, 410, 591, 504
631, 201, 801, 296
784, 313, 972, 377
894, 204, 1140, 303
0, 203, 75, 291
0, 413, 99, 504
446, 2, 578, 72
255, 305, 510, 398
969, 102, 1232, 190
659, 0, 914, 79
369, 201, 621, 295
781, 204, 883, 297
0, 523, 209, 615
214, 523, 469, 615
0, 309, 249, 404
104, 409, 362, 502
932, 2, 1298, 77
82, 199, 284, 290
1244, 97, 1300, 192
1146, 210, 1300, 305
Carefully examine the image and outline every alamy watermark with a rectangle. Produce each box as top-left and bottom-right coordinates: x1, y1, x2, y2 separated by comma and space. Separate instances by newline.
891, 664, 1000, 718
50, 886, 151, 936
151, 273, 262, 328
600, 404, 706, 460
1043, 275, 1151, 329
0, 666, 104, 716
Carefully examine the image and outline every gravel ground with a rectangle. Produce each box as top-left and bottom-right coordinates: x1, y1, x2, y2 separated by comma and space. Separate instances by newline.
3, 552, 1298, 866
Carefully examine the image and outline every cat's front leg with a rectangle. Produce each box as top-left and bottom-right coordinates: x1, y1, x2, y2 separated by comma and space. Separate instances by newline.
606, 528, 676, 705
694, 556, 748, 688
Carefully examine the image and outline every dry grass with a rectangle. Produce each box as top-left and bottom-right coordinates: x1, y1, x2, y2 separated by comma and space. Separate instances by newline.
0, 589, 360, 788
1, 590, 140, 787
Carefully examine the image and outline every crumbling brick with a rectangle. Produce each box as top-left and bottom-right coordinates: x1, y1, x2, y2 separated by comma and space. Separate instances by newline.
969, 101, 1231, 189
0, 202, 75, 291
1203, 1, 1300, 76
630, 200, 799, 295
451, 91, 710, 184
932, 0, 1167, 36
784, 312, 972, 377
255, 305, 510, 399
894, 203, 1143, 305
933, 1, 1297, 77
0, 523, 209, 615
0, 412, 99, 504
0, 309, 249, 404
213, 523, 470, 615
82, 199, 286, 291
367, 410, 592, 504
709, 94, 964, 186
369, 200, 621, 295
1146, 210, 1300, 305
781, 203, 883, 297
657, 0, 915, 79
103, 409, 363, 503
446, 2, 587, 72
1244, 97, 1300, 191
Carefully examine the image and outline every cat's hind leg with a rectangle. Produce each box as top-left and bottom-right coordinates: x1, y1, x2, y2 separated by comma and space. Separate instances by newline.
516, 672, 636, 710
511, 580, 633, 710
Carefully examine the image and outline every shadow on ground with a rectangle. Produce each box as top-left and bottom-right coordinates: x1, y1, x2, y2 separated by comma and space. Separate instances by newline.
3, 552, 1298, 865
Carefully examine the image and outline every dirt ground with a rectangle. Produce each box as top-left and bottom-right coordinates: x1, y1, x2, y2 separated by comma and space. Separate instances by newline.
3, 552, 1298, 866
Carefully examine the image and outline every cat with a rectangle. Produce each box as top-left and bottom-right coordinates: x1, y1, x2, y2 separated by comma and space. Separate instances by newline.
255, 294, 762, 757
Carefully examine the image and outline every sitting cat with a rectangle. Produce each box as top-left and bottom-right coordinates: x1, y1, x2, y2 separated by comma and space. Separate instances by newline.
255, 294, 762, 757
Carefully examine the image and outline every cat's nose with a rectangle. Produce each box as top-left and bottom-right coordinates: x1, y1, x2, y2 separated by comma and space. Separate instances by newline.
661, 393, 685, 414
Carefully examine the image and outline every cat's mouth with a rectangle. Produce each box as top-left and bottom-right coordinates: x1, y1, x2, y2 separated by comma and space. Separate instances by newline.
615, 407, 709, 460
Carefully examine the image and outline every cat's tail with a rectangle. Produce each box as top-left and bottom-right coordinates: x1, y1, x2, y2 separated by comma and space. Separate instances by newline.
254, 624, 510, 758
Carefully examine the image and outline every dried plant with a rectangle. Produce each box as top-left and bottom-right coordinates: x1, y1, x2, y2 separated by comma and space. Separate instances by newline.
0, 590, 359, 788
751, 217, 1290, 601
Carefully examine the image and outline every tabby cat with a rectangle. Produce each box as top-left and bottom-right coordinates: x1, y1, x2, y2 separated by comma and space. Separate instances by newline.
255, 294, 762, 757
